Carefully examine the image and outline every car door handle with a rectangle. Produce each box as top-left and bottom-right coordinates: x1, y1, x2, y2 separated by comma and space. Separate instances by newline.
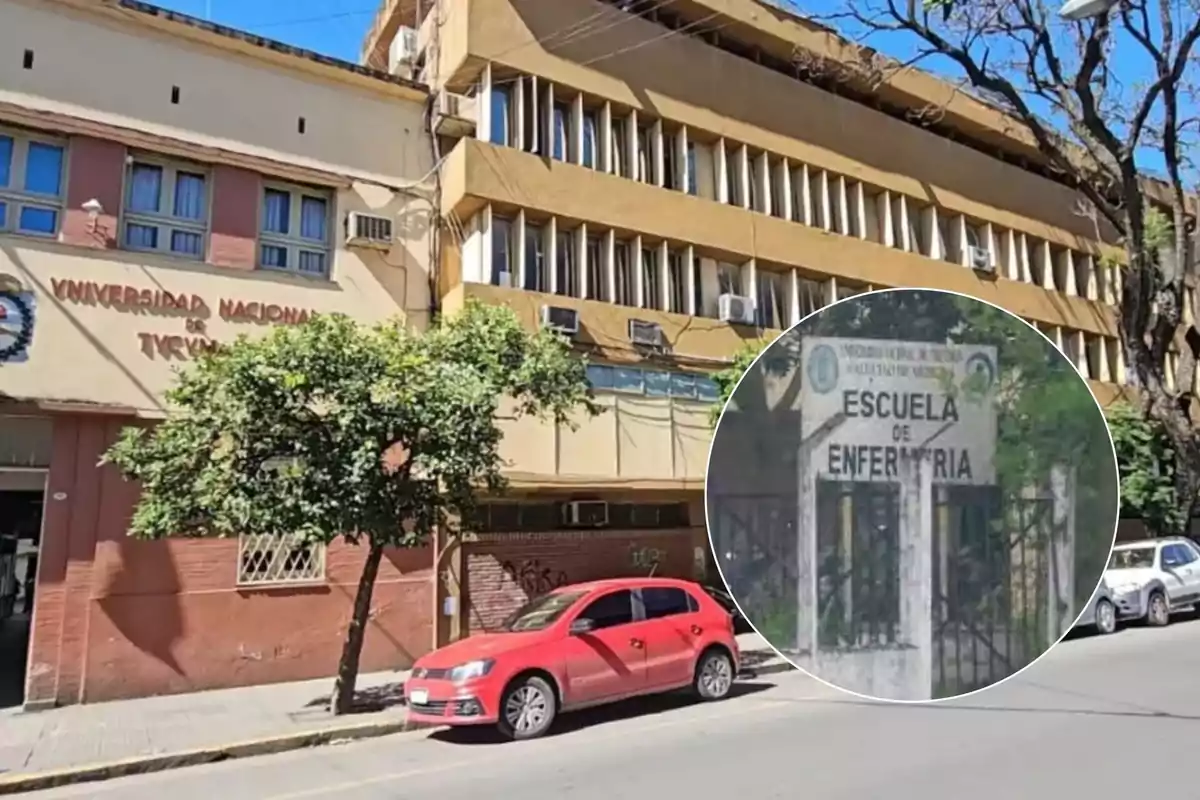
629, 638, 644, 649
690, 624, 703, 635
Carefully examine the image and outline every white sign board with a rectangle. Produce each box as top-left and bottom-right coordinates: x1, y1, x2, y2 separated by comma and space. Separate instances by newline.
800, 336, 998, 486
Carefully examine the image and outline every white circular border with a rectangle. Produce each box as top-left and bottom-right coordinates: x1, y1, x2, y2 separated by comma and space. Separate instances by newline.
703, 285, 1122, 705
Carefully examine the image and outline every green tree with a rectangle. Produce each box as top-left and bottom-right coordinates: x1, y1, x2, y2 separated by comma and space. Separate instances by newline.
805, 0, 1200, 533
102, 300, 599, 714
1108, 401, 1181, 534
708, 341, 773, 427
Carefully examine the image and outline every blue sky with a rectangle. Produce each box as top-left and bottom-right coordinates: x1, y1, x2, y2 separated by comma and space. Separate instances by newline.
154, 0, 376, 60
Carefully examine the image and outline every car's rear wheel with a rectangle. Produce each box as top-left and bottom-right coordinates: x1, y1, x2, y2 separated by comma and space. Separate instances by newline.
1094, 598, 1117, 635
497, 675, 557, 741
1146, 590, 1170, 627
693, 648, 734, 701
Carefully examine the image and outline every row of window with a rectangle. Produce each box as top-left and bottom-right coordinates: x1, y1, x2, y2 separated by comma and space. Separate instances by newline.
0, 127, 334, 278
477, 205, 868, 329
475, 70, 1123, 308
586, 364, 721, 402
474, 501, 690, 532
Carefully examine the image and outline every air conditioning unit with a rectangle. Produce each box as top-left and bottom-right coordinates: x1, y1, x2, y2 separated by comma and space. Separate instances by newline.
562, 500, 609, 528
540, 305, 580, 335
345, 212, 394, 249
387, 26, 419, 77
966, 245, 993, 272
628, 319, 664, 348
718, 293, 756, 325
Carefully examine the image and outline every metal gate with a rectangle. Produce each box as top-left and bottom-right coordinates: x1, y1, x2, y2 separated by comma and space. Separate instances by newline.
706, 493, 797, 649
815, 481, 902, 650
931, 485, 1052, 698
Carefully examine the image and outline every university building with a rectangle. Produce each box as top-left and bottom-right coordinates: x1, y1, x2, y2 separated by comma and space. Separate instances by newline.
0, 0, 1167, 708
0, 0, 435, 706
361, 0, 1154, 631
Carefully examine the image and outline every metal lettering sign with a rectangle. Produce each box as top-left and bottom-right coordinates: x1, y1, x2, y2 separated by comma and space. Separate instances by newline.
800, 336, 998, 486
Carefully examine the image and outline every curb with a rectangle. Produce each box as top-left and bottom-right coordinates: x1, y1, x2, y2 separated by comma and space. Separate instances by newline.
739, 659, 795, 679
0, 718, 428, 796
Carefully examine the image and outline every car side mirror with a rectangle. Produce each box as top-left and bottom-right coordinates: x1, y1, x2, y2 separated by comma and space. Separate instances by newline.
569, 618, 595, 635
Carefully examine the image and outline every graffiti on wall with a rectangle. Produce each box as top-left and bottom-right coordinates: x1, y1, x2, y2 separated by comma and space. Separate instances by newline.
502, 559, 570, 596
630, 545, 664, 572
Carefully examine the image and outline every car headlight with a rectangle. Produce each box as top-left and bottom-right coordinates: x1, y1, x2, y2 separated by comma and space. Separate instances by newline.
449, 659, 495, 683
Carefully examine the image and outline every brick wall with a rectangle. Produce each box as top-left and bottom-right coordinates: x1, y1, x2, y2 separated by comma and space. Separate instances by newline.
464, 528, 700, 633
27, 413, 434, 706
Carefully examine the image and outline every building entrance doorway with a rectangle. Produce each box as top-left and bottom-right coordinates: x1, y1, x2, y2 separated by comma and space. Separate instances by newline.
0, 482, 44, 708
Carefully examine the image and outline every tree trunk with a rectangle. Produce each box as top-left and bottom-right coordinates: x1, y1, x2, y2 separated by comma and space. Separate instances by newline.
331, 537, 385, 716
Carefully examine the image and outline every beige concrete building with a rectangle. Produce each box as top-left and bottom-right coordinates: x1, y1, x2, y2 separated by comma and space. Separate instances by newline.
359, 0, 1153, 630
0, 0, 435, 707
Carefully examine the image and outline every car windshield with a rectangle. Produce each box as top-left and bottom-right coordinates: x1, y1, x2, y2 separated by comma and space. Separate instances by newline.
1109, 548, 1156, 570
498, 591, 587, 632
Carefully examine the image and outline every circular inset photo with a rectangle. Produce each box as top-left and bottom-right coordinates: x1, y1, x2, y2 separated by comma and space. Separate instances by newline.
706, 288, 1118, 702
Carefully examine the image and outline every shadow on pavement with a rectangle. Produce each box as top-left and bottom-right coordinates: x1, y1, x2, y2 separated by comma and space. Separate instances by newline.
303, 681, 408, 714
430, 681, 776, 745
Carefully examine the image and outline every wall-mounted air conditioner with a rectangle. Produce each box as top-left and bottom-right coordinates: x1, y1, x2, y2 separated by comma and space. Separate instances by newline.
718, 294, 756, 325
628, 319, 664, 348
388, 26, 419, 77
345, 212, 394, 249
562, 500, 609, 528
966, 245, 994, 273
540, 305, 580, 335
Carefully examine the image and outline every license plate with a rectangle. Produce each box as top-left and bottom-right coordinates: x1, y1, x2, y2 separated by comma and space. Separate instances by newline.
409, 689, 429, 705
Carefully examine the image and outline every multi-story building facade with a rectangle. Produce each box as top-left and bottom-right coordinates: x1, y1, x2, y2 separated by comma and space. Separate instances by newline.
0, 0, 433, 706
362, 0, 1163, 630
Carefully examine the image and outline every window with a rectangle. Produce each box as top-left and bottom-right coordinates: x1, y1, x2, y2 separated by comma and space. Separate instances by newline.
500, 591, 587, 632
122, 158, 208, 258
641, 246, 661, 309
555, 229, 577, 296
552, 101, 569, 161
641, 587, 692, 620
237, 532, 325, 586
636, 125, 651, 183
724, 145, 741, 206
1162, 544, 1187, 569
717, 263, 740, 296
259, 183, 332, 277
615, 242, 635, 306
611, 117, 628, 178
686, 143, 697, 196
757, 270, 785, 328
667, 250, 686, 314
663, 130, 679, 191
749, 156, 763, 213
490, 83, 512, 146
578, 590, 634, 630
519, 76, 539, 154
586, 363, 719, 401
586, 234, 606, 300
0, 131, 65, 237
524, 222, 547, 292
582, 110, 598, 169
692, 253, 704, 314
491, 215, 514, 286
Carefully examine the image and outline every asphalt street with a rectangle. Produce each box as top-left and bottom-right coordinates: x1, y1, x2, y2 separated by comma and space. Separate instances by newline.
26, 620, 1200, 799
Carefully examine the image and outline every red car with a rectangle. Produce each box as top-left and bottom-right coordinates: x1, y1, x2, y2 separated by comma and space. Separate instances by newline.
404, 577, 741, 740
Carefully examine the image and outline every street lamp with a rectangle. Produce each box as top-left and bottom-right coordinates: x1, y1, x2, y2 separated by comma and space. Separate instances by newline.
1059, 0, 1118, 21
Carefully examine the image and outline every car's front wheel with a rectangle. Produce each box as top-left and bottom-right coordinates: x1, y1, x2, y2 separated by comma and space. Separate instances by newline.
693, 647, 734, 701
497, 675, 557, 741
1094, 598, 1117, 635
1146, 590, 1170, 627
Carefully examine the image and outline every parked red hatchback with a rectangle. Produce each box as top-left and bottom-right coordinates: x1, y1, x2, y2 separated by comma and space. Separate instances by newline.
404, 577, 741, 740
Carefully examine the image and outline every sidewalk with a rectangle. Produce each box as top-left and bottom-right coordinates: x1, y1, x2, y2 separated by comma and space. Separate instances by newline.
0, 632, 789, 793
